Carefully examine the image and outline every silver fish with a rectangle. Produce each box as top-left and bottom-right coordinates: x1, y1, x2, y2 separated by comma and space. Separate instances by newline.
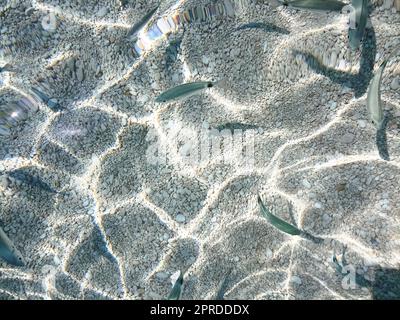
367, 60, 386, 129
30, 86, 61, 111
280, 0, 346, 12
348, 0, 368, 50
0, 226, 25, 267
127, 6, 159, 40
155, 80, 223, 103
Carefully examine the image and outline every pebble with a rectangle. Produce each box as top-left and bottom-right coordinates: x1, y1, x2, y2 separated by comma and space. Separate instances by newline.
175, 213, 186, 223
76, 66, 84, 82
390, 77, 399, 90
329, 101, 337, 110
336, 182, 347, 192
97, 7, 108, 18
322, 213, 332, 227
41, 12, 57, 32
340, 132, 355, 144
357, 120, 366, 128
290, 276, 302, 285
314, 202, 322, 209
302, 179, 311, 189
156, 272, 169, 280
0, 175, 9, 189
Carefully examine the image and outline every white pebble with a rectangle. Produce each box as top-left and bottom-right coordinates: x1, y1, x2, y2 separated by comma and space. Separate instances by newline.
302, 179, 312, 189
175, 213, 186, 223
97, 7, 108, 18
314, 202, 322, 209
390, 77, 399, 90
358, 120, 366, 128
290, 276, 302, 285
41, 12, 57, 32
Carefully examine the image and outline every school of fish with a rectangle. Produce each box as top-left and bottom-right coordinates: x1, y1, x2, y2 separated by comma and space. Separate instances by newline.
0, 0, 399, 300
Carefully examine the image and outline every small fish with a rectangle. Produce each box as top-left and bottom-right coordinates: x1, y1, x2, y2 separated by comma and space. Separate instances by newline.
367, 61, 387, 129
30, 86, 61, 111
280, 0, 346, 12
168, 270, 183, 300
216, 270, 232, 300
0, 226, 25, 267
234, 22, 289, 35
348, 0, 368, 50
257, 195, 302, 236
367, 47, 400, 129
127, 5, 159, 40
156, 80, 224, 103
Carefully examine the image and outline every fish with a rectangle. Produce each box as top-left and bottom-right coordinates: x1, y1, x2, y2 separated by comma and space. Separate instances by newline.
30, 86, 61, 111
155, 80, 224, 103
367, 47, 400, 129
348, 0, 368, 50
0, 226, 25, 267
0, 63, 15, 73
257, 195, 302, 236
216, 269, 232, 300
280, 0, 347, 12
234, 22, 289, 35
367, 61, 387, 129
127, 5, 159, 40
168, 270, 183, 300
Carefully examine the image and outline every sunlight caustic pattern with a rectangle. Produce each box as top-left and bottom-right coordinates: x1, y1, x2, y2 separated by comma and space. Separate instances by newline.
1, 0, 400, 300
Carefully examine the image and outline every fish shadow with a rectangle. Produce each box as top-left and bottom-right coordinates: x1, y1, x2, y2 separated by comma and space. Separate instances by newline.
376, 111, 391, 161
333, 257, 400, 299
234, 22, 290, 35
164, 38, 183, 71
372, 267, 400, 300
300, 230, 324, 244
214, 122, 260, 133
6, 168, 59, 195
293, 22, 376, 98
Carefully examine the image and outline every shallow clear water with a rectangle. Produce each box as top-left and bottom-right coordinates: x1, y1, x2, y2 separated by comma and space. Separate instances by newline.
0, 0, 400, 300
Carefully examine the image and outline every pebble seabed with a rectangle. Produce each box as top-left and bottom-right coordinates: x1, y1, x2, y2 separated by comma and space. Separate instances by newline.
1, 0, 400, 300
